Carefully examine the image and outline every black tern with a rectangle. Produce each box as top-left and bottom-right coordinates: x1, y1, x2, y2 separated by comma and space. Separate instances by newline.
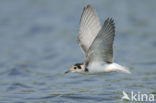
65, 5, 131, 74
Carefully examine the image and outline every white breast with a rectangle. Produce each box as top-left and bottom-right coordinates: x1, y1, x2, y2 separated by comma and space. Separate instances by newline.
87, 62, 109, 74
86, 62, 131, 74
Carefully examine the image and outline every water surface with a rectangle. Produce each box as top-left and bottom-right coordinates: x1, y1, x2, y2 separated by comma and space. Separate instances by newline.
0, 0, 156, 103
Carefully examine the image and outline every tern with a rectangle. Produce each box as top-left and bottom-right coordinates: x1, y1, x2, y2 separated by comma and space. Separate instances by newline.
65, 5, 131, 74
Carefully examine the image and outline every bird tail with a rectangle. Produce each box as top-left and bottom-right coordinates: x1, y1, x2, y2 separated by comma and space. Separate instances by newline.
106, 63, 131, 74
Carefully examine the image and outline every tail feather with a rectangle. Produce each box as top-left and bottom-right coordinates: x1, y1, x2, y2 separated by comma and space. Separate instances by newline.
105, 63, 131, 74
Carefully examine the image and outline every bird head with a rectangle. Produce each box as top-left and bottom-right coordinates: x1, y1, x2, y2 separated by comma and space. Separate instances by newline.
65, 63, 85, 74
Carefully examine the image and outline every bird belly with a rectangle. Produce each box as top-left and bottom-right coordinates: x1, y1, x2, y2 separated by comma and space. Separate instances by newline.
87, 62, 109, 74
86, 63, 131, 74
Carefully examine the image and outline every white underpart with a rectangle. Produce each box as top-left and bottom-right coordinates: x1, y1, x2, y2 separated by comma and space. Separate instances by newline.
87, 62, 131, 74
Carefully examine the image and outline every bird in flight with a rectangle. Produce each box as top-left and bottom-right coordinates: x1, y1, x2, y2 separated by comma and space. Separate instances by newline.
65, 5, 131, 74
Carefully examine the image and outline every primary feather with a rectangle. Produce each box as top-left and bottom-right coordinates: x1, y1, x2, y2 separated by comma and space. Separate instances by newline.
87, 18, 115, 64
78, 5, 101, 57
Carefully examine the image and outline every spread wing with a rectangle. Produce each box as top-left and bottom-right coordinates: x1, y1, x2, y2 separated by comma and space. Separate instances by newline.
87, 18, 115, 64
78, 5, 101, 57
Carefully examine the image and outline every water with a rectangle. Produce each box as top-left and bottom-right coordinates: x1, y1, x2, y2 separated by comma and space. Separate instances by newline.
0, 0, 156, 103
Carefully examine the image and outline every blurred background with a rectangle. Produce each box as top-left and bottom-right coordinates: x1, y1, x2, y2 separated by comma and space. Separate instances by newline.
0, 0, 156, 103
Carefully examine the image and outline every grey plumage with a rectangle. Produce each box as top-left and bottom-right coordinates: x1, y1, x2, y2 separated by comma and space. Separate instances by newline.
66, 5, 131, 74
87, 18, 115, 64
78, 5, 101, 57
78, 5, 115, 64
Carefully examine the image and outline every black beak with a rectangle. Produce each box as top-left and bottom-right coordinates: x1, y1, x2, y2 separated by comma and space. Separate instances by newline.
65, 71, 69, 74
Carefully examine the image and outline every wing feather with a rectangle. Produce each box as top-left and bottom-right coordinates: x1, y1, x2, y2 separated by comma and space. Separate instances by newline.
87, 18, 115, 64
78, 5, 101, 56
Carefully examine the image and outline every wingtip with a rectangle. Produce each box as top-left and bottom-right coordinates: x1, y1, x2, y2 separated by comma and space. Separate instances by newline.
103, 17, 115, 31
82, 5, 93, 15
86, 4, 92, 8
105, 17, 114, 23
83, 4, 94, 11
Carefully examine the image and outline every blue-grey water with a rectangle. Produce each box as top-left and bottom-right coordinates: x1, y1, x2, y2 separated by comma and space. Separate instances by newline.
0, 0, 156, 103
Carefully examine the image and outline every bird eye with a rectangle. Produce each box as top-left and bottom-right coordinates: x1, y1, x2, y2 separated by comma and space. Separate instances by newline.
74, 67, 77, 69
